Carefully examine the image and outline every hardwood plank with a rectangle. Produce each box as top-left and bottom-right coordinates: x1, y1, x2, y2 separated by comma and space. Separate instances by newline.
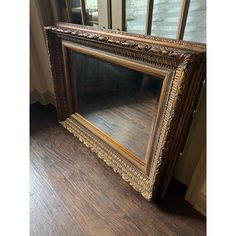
30, 163, 86, 236
30, 117, 145, 235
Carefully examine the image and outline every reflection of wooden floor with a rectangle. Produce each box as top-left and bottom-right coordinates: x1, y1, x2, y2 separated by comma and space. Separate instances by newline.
78, 90, 159, 160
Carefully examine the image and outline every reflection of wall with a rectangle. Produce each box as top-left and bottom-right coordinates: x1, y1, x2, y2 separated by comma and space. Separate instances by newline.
71, 51, 163, 97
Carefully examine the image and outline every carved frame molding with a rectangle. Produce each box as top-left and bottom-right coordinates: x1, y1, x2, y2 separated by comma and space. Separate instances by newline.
45, 23, 206, 201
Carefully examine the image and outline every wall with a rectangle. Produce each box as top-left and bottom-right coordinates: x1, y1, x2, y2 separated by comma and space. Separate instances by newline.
174, 84, 206, 215
174, 84, 206, 186
185, 146, 206, 216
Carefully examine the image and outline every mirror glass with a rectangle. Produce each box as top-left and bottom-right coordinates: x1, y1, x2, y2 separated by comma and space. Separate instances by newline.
70, 50, 163, 160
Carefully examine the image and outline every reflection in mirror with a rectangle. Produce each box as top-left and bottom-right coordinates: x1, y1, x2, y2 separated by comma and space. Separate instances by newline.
70, 51, 163, 160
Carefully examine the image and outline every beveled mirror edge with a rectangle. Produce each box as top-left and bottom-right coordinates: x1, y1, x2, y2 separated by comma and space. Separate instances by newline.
45, 23, 206, 201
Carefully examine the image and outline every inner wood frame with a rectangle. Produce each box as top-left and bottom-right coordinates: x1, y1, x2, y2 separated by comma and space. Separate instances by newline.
61, 40, 171, 173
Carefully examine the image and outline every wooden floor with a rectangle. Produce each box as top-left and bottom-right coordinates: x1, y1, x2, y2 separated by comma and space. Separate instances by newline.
30, 103, 206, 236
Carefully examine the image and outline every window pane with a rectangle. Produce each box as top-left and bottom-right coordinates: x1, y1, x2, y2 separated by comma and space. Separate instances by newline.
57, 0, 83, 24
151, 0, 182, 39
184, 0, 206, 43
85, 0, 98, 26
126, 0, 147, 34
70, 0, 83, 24
58, 0, 69, 22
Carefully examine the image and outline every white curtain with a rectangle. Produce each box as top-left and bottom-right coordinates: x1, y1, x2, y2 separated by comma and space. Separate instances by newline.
30, 0, 55, 105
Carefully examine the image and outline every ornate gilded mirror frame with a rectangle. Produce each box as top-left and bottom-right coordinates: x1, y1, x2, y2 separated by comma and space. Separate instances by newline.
45, 23, 206, 201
